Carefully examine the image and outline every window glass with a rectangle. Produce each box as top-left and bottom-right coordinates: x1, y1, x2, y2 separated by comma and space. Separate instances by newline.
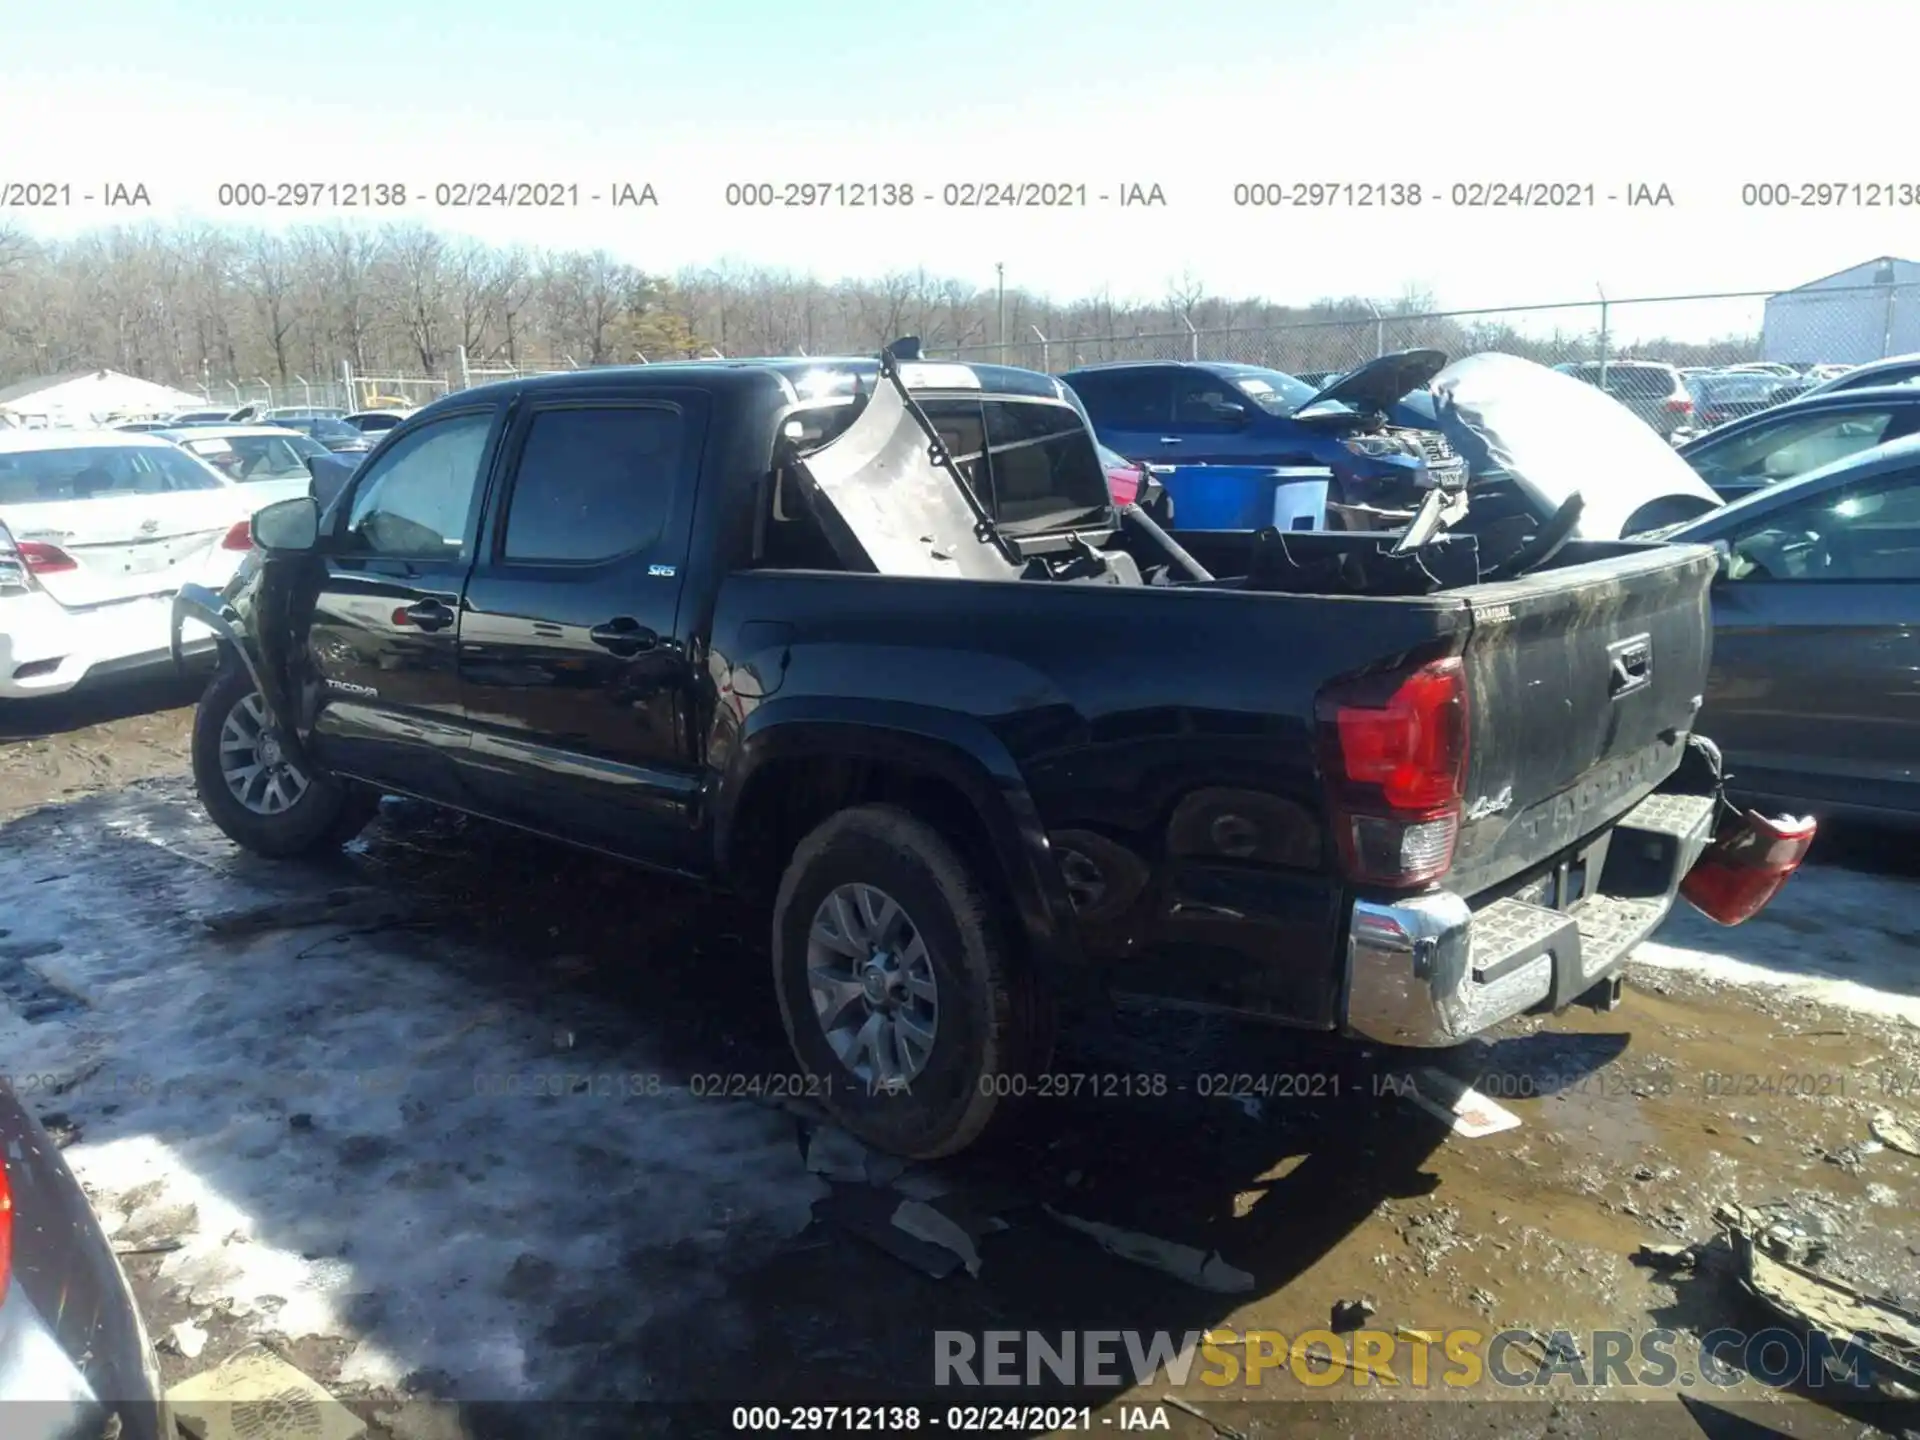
185, 433, 324, 481
1691, 409, 1900, 488
1065, 370, 1170, 429
0, 444, 224, 504
345, 410, 492, 557
1725, 469, 1920, 581
1172, 371, 1254, 429
502, 406, 687, 563
982, 399, 1112, 530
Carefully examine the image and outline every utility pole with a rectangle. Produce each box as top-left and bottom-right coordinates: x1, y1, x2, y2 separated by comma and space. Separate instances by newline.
996, 262, 1006, 364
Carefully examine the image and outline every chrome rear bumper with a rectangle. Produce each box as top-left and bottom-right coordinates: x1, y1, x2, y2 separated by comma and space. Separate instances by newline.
1341, 790, 1717, 1047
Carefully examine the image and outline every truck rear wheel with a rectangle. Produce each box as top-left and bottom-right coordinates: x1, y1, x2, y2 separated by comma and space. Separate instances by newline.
771, 803, 1048, 1159
190, 661, 377, 859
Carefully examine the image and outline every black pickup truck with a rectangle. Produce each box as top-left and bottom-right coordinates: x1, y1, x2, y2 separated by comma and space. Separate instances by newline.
171, 350, 1809, 1158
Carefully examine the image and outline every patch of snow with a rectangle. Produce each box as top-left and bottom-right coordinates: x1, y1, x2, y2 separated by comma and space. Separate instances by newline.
1633, 861, 1920, 1027
0, 785, 828, 1400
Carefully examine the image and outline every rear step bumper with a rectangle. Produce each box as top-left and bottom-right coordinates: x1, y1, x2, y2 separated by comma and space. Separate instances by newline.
1342, 790, 1716, 1046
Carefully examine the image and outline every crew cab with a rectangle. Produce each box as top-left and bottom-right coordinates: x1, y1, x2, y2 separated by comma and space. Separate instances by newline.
171, 351, 1809, 1158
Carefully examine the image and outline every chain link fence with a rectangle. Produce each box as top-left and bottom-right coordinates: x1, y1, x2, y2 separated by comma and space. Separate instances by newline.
945, 283, 1920, 383
166, 282, 1920, 418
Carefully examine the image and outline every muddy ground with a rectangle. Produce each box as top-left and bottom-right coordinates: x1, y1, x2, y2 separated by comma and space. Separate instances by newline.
1, 681, 1918, 1440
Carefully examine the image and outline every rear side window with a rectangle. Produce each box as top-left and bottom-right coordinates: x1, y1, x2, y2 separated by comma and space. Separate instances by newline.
502, 405, 686, 563
1065, 370, 1170, 428
1602, 367, 1675, 396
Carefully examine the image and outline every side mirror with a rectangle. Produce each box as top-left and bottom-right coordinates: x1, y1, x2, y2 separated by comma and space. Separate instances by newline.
1214, 400, 1250, 424
252, 495, 320, 552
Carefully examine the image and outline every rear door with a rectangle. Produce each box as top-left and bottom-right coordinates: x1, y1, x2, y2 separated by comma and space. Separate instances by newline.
0, 443, 246, 608
302, 406, 504, 800
1701, 466, 1920, 819
454, 392, 707, 864
1067, 368, 1175, 462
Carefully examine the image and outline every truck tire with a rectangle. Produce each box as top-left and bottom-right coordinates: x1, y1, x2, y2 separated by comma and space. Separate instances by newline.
190, 662, 377, 859
771, 803, 1048, 1159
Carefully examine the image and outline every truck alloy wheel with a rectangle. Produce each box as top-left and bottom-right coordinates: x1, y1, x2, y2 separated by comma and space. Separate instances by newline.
806, 882, 939, 1091
218, 690, 311, 815
190, 661, 378, 858
771, 804, 1050, 1159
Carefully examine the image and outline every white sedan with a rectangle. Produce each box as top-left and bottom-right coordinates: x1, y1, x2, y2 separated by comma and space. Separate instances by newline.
158, 424, 332, 507
0, 429, 260, 699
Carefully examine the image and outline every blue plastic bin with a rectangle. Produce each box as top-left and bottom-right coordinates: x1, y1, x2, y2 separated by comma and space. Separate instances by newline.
1155, 465, 1331, 531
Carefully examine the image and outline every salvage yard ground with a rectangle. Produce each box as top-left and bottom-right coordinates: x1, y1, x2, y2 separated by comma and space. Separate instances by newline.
2, 684, 1917, 1439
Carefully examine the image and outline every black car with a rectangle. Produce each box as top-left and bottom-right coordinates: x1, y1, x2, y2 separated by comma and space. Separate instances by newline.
1676, 385, 1920, 502
0, 1085, 169, 1438
268, 415, 374, 453
1667, 433, 1920, 825
171, 350, 1790, 1159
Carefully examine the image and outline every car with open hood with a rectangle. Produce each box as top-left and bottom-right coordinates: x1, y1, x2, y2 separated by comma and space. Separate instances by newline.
168, 350, 1806, 1159
1061, 352, 1465, 520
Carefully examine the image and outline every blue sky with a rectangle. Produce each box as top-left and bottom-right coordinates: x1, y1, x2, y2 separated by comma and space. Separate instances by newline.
5, 0, 1917, 331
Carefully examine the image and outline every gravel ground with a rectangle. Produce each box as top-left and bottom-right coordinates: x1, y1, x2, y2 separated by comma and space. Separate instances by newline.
2, 683, 1917, 1440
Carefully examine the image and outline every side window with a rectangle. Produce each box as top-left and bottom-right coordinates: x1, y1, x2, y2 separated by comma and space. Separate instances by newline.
1694, 409, 1901, 487
1171, 371, 1251, 430
1726, 469, 1920, 582
982, 400, 1111, 528
501, 406, 687, 563
345, 410, 493, 559
1069, 371, 1170, 429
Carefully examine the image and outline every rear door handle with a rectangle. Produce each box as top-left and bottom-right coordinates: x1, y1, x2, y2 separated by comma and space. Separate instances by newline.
1158, 436, 1184, 445
589, 617, 658, 656
399, 599, 454, 632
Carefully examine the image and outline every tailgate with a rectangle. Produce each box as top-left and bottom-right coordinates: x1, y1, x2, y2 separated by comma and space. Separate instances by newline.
1447, 539, 1718, 898
1, 492, 245, 608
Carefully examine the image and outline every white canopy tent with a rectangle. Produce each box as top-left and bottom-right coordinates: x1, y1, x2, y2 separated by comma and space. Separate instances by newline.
0, 370, 209, 428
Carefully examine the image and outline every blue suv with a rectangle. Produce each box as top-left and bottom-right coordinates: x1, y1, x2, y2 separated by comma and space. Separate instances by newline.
1061, 352, 1462, 517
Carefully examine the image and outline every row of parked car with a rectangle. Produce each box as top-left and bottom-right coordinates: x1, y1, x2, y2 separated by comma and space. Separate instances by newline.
0, 343, 1850, 1432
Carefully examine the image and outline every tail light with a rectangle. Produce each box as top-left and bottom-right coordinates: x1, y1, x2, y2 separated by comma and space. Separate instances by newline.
1107, 465, 1143, 506
222, 519, 255, 551
1314, 656, 1469, 887
1666, 396, 1693, 413
0, 522, 31, 595
17, 540, 78, 574
1681, 810, 1816, 925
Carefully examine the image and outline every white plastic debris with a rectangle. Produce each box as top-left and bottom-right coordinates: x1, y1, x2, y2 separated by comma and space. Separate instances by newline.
1042, 1206, 1254, 1294
891, 1200, 982, 1278
1410, 1068, 1523, 1137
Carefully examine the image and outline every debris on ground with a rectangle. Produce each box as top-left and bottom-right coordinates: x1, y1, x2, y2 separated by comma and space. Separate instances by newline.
1730, 1224, 1920, 1394
1870, 1110, 1920, 1158
804, 1123, 873, 1183
167, 1319, 209, 1360
1042, 1206, 1255, 1294
1408, 1067, 1523, 1138
168, 1344, 366, 1440
1631, 1242, 1698, 1272
1162, 1393, 1250, 1440
1330, 1295, 1377, 1331
1714, 1201, 1832, 1269
816, 1188, 966, 1280
891, 1199, 983, 1278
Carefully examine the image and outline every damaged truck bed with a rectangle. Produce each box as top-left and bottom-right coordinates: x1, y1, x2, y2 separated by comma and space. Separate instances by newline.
172, 348, 1808, 1158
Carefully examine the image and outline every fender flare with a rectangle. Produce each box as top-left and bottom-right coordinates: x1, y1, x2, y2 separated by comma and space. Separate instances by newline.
712, 697, 1090, 993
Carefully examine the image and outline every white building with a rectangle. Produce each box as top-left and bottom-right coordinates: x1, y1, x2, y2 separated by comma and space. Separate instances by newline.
0, 369, 208, 427
1760, 257, 1920, 365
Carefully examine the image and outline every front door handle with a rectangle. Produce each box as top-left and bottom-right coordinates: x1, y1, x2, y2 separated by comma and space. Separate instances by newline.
589, 617, 658, 656
398, 599, 454, 632
1158, 436, 1184, 445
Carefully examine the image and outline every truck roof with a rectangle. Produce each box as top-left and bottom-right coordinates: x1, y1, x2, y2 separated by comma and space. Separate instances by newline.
441, 356, 1073, 411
